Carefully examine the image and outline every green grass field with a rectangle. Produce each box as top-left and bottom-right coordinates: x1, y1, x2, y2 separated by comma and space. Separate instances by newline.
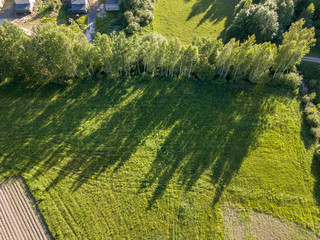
0, 78, 319, 239
144, 0, 239, 43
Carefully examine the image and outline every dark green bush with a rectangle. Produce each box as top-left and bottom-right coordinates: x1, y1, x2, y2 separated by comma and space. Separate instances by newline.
315, 145, 320, 161
309, 79, 317, 89
310, 127, 320, 138
306, 112, 320, 128
194, 64, 216, 82
275, 72, 302, 90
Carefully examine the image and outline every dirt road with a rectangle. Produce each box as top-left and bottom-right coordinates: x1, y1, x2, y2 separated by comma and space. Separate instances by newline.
302, 57, 320, 64
85, 2, 98, 42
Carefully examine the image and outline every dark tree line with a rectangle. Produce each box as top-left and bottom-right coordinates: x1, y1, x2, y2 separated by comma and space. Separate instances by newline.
0, 20, 315, 89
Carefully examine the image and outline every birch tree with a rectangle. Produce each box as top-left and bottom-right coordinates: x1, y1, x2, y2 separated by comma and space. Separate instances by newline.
0, 21, 30, 81
93, 33, 114, 75
272, 19, 316, 80
249, 41, 277, 83
231, 35, 256, 81
216, 38, 238, 79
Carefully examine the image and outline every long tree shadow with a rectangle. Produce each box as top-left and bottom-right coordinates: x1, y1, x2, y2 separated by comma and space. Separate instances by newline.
138, 85, 279, 208
0, 80, 133, 181
311, 155, 320, 207
300, 109, 315, 150
186, 0, 239, 30
0, 79, 289, 209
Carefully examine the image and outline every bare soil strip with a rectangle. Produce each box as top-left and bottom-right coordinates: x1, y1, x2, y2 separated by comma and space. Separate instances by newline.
222, 203, 319, 240
0, 178, 51, 240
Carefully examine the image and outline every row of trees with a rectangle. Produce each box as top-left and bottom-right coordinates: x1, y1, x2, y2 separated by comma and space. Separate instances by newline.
0, 20, 315, 88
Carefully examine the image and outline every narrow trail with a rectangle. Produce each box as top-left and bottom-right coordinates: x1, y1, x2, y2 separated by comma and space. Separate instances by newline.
85, 1, 98, 43
302, 57, 320, 64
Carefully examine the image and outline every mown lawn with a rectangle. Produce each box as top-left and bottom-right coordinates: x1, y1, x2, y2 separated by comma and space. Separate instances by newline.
0, 78, 319, 239
145, 0, 239, 43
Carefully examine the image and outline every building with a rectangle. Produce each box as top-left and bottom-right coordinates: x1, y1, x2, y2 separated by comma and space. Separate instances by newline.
105, 0, 119, 11
14, 0, 35, 13
0, 0, 5, 10
71, 0, 88, 13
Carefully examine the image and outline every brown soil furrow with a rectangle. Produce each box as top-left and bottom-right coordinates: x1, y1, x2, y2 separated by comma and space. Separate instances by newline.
13, 180, 51, 240
1, 184, 32, 240
0, 197, 11, 240
9, 181, 46, 240
0, 186, 26, 240
2, 184, 34, 240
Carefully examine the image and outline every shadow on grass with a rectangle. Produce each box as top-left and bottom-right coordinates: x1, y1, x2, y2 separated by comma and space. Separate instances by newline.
300, 113, 315, 150
57, 5, 69, 25
138, 84, 277, 208
311, 154, 320, 207
0, 79, 288, 208
185, 0, 238, 36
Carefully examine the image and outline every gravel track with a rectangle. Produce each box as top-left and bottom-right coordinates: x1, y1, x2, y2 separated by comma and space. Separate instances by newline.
302, 57, 320, 64
0, 179, 51, 240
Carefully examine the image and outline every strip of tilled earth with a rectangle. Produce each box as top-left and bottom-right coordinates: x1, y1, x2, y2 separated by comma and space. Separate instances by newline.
0, 178, 51, 240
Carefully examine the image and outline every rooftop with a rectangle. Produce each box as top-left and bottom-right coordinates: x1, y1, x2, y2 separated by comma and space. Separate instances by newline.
106, 0, 119, 4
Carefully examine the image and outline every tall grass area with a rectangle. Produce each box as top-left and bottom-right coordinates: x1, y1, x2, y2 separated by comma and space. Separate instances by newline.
145, 0, 239, 43
0, 78, 319, 238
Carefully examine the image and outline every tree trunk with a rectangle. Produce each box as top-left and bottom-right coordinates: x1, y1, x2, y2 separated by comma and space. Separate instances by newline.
90, 63, 95, 76
137, 60, 141, 75
279, 66, 287, 80
273, 65, 281, 79
161, 59, 164, 76
188, 61, 193, 78
179, 60, 183, 79
128, 60, 131, 77
233, 67, 239, 81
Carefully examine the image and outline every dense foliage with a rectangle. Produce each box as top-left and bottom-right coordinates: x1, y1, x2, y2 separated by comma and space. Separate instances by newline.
295, 0, 320, 47
0, 20, 315, 89
120, 0, 155, 34
226, 0, 319, 44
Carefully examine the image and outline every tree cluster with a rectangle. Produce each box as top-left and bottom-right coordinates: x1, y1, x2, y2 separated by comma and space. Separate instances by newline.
120, 0, 155, 34
295, 0, 320, 47
0, 20, 315, 89
226, 0, 295, 43
227, 0, 320, 46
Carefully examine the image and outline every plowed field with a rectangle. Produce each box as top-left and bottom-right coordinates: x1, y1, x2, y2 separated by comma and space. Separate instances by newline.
0, 178, 51, 240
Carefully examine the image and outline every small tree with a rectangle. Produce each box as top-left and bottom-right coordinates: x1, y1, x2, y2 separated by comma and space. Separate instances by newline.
273, 19, 316, 80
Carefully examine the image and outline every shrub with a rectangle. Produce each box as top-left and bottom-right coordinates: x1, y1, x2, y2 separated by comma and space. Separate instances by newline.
139, 72, 152, 82
315, 145, 320, 161
126, 21, 140, 34
309, 79, 317, 89
311, 127, 320, 139
194, 63, 216, 82
277, 72, 302, 90
306, 112, 320, 128
301, 93, 316, 106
